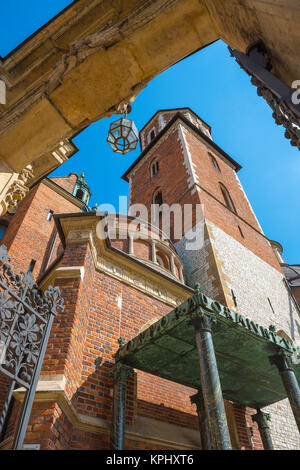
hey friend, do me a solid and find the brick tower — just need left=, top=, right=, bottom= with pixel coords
left=122, top=107, right=300, bottom=449
left=0, top=108, right=299, bottom=451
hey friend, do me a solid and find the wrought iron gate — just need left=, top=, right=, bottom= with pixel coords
left=0, top=245, right=64, bottom=450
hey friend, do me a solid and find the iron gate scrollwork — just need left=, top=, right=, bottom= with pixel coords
left=0, top=244, right=64, bottom=450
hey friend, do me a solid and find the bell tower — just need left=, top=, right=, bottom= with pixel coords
left=72, top=173, right=92, bottom=208
left=123, top=108, right=281, bottom=307
left=122, top=107, right=300, bottom=449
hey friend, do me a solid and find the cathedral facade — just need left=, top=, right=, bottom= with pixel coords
left=0, top=108, right=299, bottom=450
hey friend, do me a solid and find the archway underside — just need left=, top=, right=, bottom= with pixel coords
left=0, top=0, right=299, bottom=214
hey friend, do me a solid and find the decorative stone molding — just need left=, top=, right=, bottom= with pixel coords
left=29, top=138, right=78, bottom=187
left=39, top=266, right=85, bottom=290
left=229, top=43, right=300, bottom=150
left=96, top=252, right=186, bottom=307
left=0, top=164, right=33, bottom=216
left=42, top=215, right=192, bottom=307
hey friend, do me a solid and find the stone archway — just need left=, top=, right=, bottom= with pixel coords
left=0, top=0, right=299, bottom=214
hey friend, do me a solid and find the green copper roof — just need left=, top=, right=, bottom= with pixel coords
left=116, top=291, right=300, bottom=409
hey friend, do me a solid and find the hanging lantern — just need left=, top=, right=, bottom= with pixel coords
left=107, top=106, right=139, bottom=154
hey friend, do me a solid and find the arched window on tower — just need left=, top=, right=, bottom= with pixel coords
left=150, top=159, right=159, bottom=178
left=209, top=153, right=221, bottom=172
left=219, top=183, right=237, bottom=214
left=152, top=189, right=163, bottom=226
left=75, top=188, right=84, bottom=201
left=153, top=189, right=163, bottom=206
left=149, top=129, right=156, bottom=142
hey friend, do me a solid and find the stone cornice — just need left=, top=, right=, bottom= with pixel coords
left=39, top=266, right=85, bottom=290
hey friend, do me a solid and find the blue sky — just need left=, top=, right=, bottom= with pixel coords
left=0, top=1, right=299, bottom=264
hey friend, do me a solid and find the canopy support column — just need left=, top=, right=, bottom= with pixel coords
left=110, top=363, right=133, bottom=450
left=190, top=308, right=232, bottom=450
left=190, top=389, right=212, bottom=449
left=252, top=410, right=274, bottom=450
left=270, top=351, right=300, bottom=432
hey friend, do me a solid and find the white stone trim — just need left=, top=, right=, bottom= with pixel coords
left=158, top=113, right=166, bottom=131
left=55, top=265, right=85, bottom=281
left=128, top=176, right=132, bottom=206
left=41, top=221, right=191, bottom=307
left=233, top=171, right=264, bottom=233
left=177, top=123, right=199, bottom=188
left=147, top=126, right=156, bottom=144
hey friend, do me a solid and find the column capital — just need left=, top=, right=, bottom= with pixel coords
left=188, top=307, right=217, bottom=332
left=110, top=362, right=133, bottom=385
left=270, top=349, right=294, bottom=372
left=252, top=410, right=271, bottom=429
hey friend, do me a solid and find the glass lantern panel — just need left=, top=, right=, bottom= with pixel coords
left=110, top=119, right=122, bottom=129
left=129, top=142, right=137, bottom=149
left=127, top=130, right=137, bottom=143
left=116, top=138, right=126, bottom=150
left=108, top=142, right=117, bottom=151
left=121, top=125, right=131, bottom=138
left=112, top=128, right=121, bottom=138
left=131, top=122, right=138, bottom=136
left=122, top=118, right=132, bottom=127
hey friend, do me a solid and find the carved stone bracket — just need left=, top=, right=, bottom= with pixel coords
left=0, top=164, right=34, bottom=216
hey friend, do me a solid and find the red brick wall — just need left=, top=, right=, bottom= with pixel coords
left=129, top=124, right=281, bottom=271
left=233, top=403, right=263, bottom=450
left=0, top=165, right=266, bottom=450
left=133, top=240, right=151, bottom=260
left=0, top=372, right=11, bottom=430
left=110, top=238, right=129, bottom=253
left=1, top=181, right=80, bottom=279
left=140, top=110, right=209, bottom=151
left=49, top=173, right=78, bottom=194
left=2, top=239, right=197, bottom=449
left=1, top=235, right=263, bottom=450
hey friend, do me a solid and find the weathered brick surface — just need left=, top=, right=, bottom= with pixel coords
left=49, top=173, right=78, bottom=194
left=233, top=403, right=263, bottom=450
left=130, top=123, right=281, bottom=272
left=0, top=181, right=80, bottom=278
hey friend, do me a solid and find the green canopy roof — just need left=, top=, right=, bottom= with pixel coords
left=116, top=291, right=300, bottom=409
